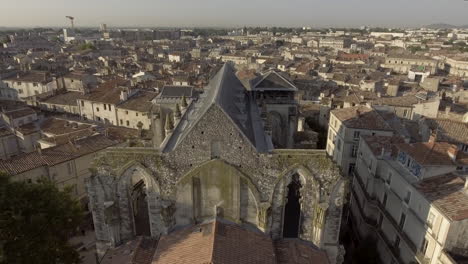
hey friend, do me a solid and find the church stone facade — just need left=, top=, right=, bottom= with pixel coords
left=87, top=64, right=347, bottom=263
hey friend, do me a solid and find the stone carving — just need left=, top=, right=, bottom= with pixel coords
left=258, top=202, right=271, bottom=229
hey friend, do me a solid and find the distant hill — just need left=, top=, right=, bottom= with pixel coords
left=425, top=23, right=457, bottom=29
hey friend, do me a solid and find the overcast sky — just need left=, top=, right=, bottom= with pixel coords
left=0, top=0, right=467, bottom=28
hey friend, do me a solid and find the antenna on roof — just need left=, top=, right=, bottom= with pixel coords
left=65, top=16, right=75, bottom=29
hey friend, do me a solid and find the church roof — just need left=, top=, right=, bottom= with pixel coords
left=248, top=71, right=298, bottom=91
left=161, top=63, right=269, bottom=152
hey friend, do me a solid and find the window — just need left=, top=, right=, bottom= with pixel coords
left=104, top=104, right=107, bottom=110
left=427, top=212, right=435, bottom=228
left=353, top=131, right=360, bottom=140
left=96, top=107, right=100, bottom=112
left=399, top=212, right=406, bottom=229
left=328, top=130, right=332, bottom=140
left=462, top=144, right=468, bottom=153
left=351, top=145, right=358, bottom=157
left=136, top=113, right=139, bottom=117
left=108, top=104, right=111, bottom=111
left=17, top=81, right=22, bottom=85
left=403, top=109, right=408, bottom=117
left=96, top=117, right=101, bottom=121
left=126, top=111, right=129, bottom=115
left=67, top=162, right=72, bottom=174
left=406, top=158, right=411, bottom=167
left=404, top=190, right=411, bottom=204
left=126, top=120, right=130, bottom=126
left=421, top=238, right=429, bottom=254
left=81, top=100, right=84, bottom=107
left=120, top=119, right=123, bottom=125
left=33, top=83, right=38, bottom=87
left=34, top=90, right=39, bottom=95
left=18, top=89, right=23, bottom=94
left=348, top=163, right=355, bottom=175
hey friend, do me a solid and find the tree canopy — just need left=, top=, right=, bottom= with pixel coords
left=0, top=173, right=84, bottom=264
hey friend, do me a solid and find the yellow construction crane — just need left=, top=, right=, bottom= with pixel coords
left=65, top=16, right=74, bottom=29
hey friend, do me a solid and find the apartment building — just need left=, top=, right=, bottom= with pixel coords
left=3, top=71, right=56, bottom=99
left=349, top=135, right=468, bottom=264
left=382, top=55, right=438, bottom=74
left=444, top=57, right=468, bottom=78
left=0, top=134, right=120, bottom=201
left=326, top=106, right=394, bottom=176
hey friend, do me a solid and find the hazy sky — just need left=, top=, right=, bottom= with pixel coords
left=0, top=0, right=467, bottom=28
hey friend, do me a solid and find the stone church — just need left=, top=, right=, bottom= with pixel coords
left=87, top=64, right=346, bottom=263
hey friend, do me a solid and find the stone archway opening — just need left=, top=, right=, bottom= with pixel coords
left=283, top=173, right=302, bottom=238
left=131, top=179, right=151, bottom=236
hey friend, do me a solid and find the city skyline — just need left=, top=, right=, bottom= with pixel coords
left=1, top=0, right=467, bottom=28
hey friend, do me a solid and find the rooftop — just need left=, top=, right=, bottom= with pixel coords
left=331, top=106, right=393, bottom=131
left=414, top=173, right=468, bottom=221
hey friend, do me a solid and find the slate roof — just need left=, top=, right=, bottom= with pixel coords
left=162, top=63, right=269, bottom=153
left=414, top=173, right=468, bottom=221
left=248, top=71, right=297, bottom=91
left=157, top=85, right=194, bottom=98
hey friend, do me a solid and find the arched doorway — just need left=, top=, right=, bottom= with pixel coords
left=282, top=174, right=302, bottom=238
left=131, top=179, right=151, bottom=236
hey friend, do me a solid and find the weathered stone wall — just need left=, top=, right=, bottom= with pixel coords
left=87, top=104, right=346, bottom=263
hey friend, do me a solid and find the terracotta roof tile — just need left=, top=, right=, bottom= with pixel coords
left=414, top=173, right=468, bottom=221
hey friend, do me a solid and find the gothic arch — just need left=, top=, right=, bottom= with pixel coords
left=174, top=159, right=262, bottom=228
left=116, top=161, right=163, bottom=240
left=269, top=164, right=322, bottom=240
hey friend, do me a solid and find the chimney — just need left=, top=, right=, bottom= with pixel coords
left=445, top=106, right=451, bottom=115
left=120, top=90, right=128, bottom=101
left=331, top=94, right=335, bottom=99
left=447, top=145, right=458, bottom=162
left=428, top=130, right=437, bottom=144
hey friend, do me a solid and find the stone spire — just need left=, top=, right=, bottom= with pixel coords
left=152, top=107, right=165, bottom=148
left=181, top=95, right=188, bottom=111
left=174, top=104, right=181, bottom=123
left=165, top=113, right=174, bottom=135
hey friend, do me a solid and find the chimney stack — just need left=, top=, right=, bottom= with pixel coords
left=447, top=144, right=458, bottom=162
left=429, top=130, right=437, bottom=144
left=445, top=106, right=451, bottom=115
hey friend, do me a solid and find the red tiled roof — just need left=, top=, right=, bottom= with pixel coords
left=152, top=219, right=329, bottom=264
left=414, top=173, right=468, bottom=221
left=0, top=134, right=119, bottom=175
left=331, top=106, right=393, bottom=131
left=396, top=142, right=460, bottom=166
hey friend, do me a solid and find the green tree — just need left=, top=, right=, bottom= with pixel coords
left=0, top=173, right=84, bottom=264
